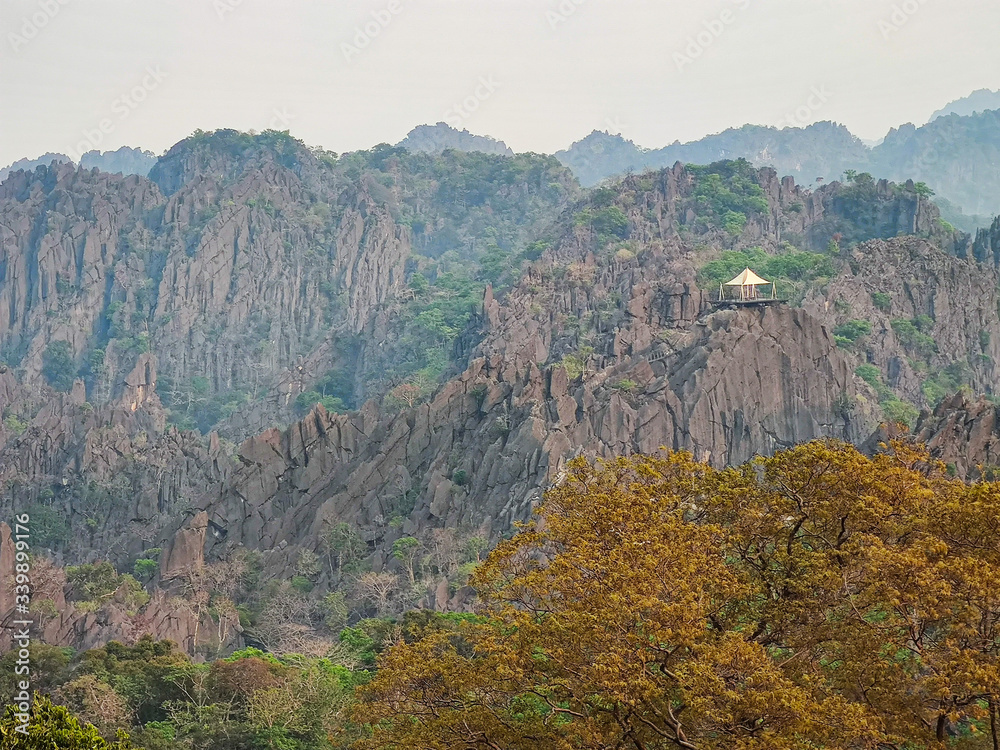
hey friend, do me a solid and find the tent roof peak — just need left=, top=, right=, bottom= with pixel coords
left=724, top=268, right=770, bottom=286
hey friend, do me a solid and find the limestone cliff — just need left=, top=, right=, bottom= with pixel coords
left=2, top=147, right=999, bottom=656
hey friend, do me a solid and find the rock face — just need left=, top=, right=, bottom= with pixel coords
left=160, top=511, right=209, bottom=581
left=0, top=131, right=578, bottom=442
left=972, top=216, right=1000, bottom=265
left=913, top=395, right=1000, bottom=479
left=0, top=354, right=230, bottom=567
left=804, top=236, right=1000, bottom=403
left=0, top=139, right=408, bottom=408
left=0, top=521, right=240, bottom=658
left=79, top=147, right=157, bottom=177
left=183, top=226, right=879, bottom=583
left=189, top=306, right=875, bottom=581
left=2, top=143, right=999, bottom=656
left=0, top=164, right=163, bottom=382
left=398, top=123, right=514, bottom=157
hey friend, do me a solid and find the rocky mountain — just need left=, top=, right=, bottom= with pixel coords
left=0, top=152, right=71, bottom=182
left=79, top=146, right=158, bottom=177
left=2, top=141, right=1000, bottom=657
left=929, top=88, right=1000, bottom=121
left=872, top=109, right=1000, bottom=216
left=0, top=131, right=577, bottom=439
left=0, top=146, right=157, bottom=183
left=556, top=113, right=1000, bottom=223
left=552, top=130, right=653, bottom=187
left=556, top=122, right=869, bottom=190
left=397, top=123, right=514, bottom=157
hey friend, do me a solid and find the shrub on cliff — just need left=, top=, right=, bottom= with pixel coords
left=41, top=341, right=77, bottom=392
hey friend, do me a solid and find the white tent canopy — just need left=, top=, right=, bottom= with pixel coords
left=718, top=267, right=776, bottom=302
left=725, top=268, right=770, bottom=287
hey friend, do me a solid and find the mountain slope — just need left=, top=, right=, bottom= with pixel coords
left=555, top=122, right=869, bottom=189
left=873, top=109, right=1000, bottom=216
left=0, top=152, right=71, bottom=181
left=3, top=152, right=1000, bottom=657
left=0, top=146, right=157, bottom=182
left=397, top=123, right=513, bottom=156
left=556, top=114, right=1000, bottom=220
left=0, top=131, right=578, bottom=440
left=929, top=88, right=1000, bottom=121
left=80, top=146, right=157, bottom=176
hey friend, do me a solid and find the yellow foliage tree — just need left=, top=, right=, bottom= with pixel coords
left=354, top=441, right=1000, bottom=749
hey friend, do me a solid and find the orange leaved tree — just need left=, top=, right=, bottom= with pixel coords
left=354, top=441, right=1000, bottom=750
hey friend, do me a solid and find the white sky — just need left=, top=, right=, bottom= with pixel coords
left=1, top=0, right=997, bottom=165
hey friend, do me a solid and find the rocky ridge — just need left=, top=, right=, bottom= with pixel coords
left=397, top=123, right=514, bottom=157
left=2, top=149, right=999, bottom=656
left=556, top=112, right=1000, bottom=221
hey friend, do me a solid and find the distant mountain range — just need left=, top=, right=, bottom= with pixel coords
left=549, top=110, right=1000, bottom=228
left=0, top=146, right=157, bottom=182
left=929, top=88, right=1000, bottom=121
left=553, top=122, right=868, bottom=190
left=388, top=101, right=1000, bottom=229
left=4, top=92, right=1000, bottom=230
left=397, top=123, right=513, bottom=157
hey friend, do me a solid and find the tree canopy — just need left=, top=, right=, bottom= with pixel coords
left=354, top=441, right=1000, bottom=749
left=0, top=694, right=138, bottom=750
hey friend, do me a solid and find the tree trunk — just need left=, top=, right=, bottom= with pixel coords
left=990, top=696, right=999, bottom=750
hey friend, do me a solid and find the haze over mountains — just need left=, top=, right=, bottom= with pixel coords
left=0, top=85, right=999, bottom=662
left=7, top=90, right=1000, bottom=232
left=3, top=70, right=1000, bottom=747
left=3, top=0, right=1000, bottom=739
left=929, top=88, right=1000, bottom=121
left=0, top=146, right=157, bottom=183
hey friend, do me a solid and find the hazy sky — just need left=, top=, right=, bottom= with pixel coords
left=1, top=0, right=997, bottom=166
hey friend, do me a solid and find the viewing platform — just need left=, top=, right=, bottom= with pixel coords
left=712, top=297, right=788, bottom=309
left=710, top=267, right=787, bottom=309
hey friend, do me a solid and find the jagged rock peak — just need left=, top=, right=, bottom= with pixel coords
left=397, top=123, right=514, bottom=157
left=150, top=129, right=321, bottom=195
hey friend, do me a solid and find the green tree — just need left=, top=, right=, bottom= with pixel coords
left=391, top=537, right=422, bottom=586
left=321, top=591, right=349, bottom=631
left=65, top=561, right=119, bottom=604
left=591, top=206, right=630, bottom=239
left=133, top=558, right=157, bottom=581
left=833, top=319, right=872, bottom=347
left=872, top=291, right=892, bottom=312
left=0, top=694, right=138, bottom=749
left=41, top=341, right=77, bottom=392
left=322, top=522, right=366, bottom=577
